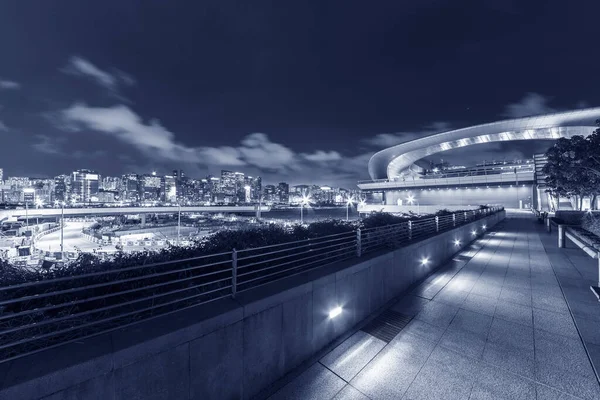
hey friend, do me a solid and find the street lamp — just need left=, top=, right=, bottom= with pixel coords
left=60, top=201, right=65, bottom=253
left=346, top=196, right=354, bottom=221
left=177, top=203, right=181, bottom=245
left=407, top=195, right=420, bottom=214
left=300, top=195, right=311, bottom=224
left=358, top=198, right=366, bottom=218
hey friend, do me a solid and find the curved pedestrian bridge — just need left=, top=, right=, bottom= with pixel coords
left=265, top=211, right=600, bottom=400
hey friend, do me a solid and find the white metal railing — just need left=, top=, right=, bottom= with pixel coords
left=358, top=171, right=534, bottom=189
left=0, top=207, right=503, bottom=362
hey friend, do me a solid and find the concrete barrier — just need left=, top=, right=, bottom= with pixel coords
left=0, top=211, right=504, bottom=400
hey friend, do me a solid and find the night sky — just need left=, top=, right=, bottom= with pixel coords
left=0, top=0, right=598, bottom=187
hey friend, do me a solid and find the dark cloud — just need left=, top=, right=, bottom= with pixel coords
left=0, top=0, right=598, bottom=185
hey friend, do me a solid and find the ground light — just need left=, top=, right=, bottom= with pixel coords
left=472, top=230, right=477, bottom=236
left=329, top=306, right=342, bottom=319
left=420, top=257, right=429, bottom=266
left=454, top=239, right=461, bottom=246
left=482, top=224, right=487, bottom=230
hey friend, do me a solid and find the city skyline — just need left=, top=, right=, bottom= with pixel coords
left=1, top=1, right=599, bottom=187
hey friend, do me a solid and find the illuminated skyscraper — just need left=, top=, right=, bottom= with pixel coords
left=71, top=169, right=99, bottom=203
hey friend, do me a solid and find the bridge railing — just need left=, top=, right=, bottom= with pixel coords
left=0, top=207, right=503, bottom=362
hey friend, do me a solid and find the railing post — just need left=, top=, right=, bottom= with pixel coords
left=232, top=249, right=238, bottom=298
left=356, top=228, right=362, bottom=257
left=558, top=225, right=565, bottom=248
left=464, top=211, right=467, bottom=222
left=452, top=213, right=456, bottom=227
left=546, top=216, right=551, bottom=233
left=435, top=216, right=439, bottom=232
left=408, top=220, right=412, bottom=240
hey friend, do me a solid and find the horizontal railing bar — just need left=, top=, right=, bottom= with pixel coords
left=236, top=230, right=357, bottom=253
left=0, top=292, right=230, bottom=365
left=237, top=243, right=356, bottom=279
left=0, top=277, right=234, bottom=342
left=0, top=268, right=233, bottom=322
left=0, top=259, right=232, bottom=307
left=0, top=284, right=233, bottom=352
left=236, top=233, right=355, bottom=261
left=238, top=247, right=356, bottom=286
left=0, top=251, right=233, bottom=292
left=237, top=239, right=355, bottom=270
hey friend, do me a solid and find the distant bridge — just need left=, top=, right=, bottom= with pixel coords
left=0, top=205, right=270, bottom=222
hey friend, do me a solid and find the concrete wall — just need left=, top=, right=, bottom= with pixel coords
left=383, top=185, right=533, bottom=208
left=0, top=211, right=505, bottom=400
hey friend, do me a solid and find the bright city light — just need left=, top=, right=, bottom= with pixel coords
left=301, top=195, right=311, bottom=206
left=420, top=257, right=429, bottom=265
left=407, top=196, right=415, bottom=204
left=329, top=306, right=342, bottom=319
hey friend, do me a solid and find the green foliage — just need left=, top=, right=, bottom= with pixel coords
left=582, top=212, right=600, bottom=237
left=359, top=212, right=411, bottom=229
left=543, top=121, right=600, bottom=209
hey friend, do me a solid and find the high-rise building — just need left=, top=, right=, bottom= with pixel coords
left=122, top=174, right=140, bottom=203
left=53, top=175, right=67, bottom=202
left=263, top=185, right=276, bottom=202
left=163, top=175, right=177, bottom=203
left=277, top=182, right=290, bottom=204
left=142, top=174, right=162, bottom=201
left=71, top=169, right=99, bottom=203
left=219, top=170, right=237, bottom=204
left=0, top=168, right=3, bottom=184
left=244, top=175, right=262, bottom=203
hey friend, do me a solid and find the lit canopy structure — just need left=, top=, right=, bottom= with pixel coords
left=368, top=108, right=600, bottom=181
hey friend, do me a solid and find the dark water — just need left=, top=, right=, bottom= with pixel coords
left=262, top=207, right=360, bottom=222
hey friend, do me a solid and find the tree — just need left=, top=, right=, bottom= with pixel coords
left=543, top=120, right=600, bottom=210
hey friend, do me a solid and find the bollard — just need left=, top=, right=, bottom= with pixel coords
left=408, top=221, right=412, bottom=240
left=356, top=228, right=362, bottom=257
left=435, top=216, right=439, bottom=232
left=558, top=225, right=565, bottom=248
left=452, top=213, right=456, bottom=227
left=546, top=216, right=551, bottom=233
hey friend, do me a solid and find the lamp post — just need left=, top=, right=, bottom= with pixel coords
left=346, top=196, right=354, bottom=221
left=358, top=199, right=366, bottom=218
left=177, top=203, right=181, bottom=245
left=300, top=195, right=310, bottom=224
left=60, top=201, right=64, bottom=253
left=407, top=195, right=420, bottom=214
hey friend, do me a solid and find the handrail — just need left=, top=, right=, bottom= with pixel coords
left=0, top=206, right=503, bottom=362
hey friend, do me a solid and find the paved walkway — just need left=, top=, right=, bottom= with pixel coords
left=266, top=212, right=600, bottom=400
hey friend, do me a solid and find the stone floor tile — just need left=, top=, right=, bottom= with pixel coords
left=331, top=384, right=371, bottom=400
left=320, top=331, right=386, bottom=382
left=269, top=363, right=346, bottom=400
left=535, top=362, right=600, bottom=400
left=401, top=319, right=446, bottom=343
left=391, top=295, right=430, bottom=317
left=470, top=363, right=536, bottom=400
left=533, top=308, right=579, bottom=339
left=462, top=293, right=498, bottom=316
left=448, top=308, right=493, bottom=338
left=494, top=301, right=533, bottom=326
left=414, top=301, right=459, bottom=328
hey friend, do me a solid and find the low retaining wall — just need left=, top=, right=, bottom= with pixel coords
left=0, top=211, right=505, bottom=400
